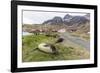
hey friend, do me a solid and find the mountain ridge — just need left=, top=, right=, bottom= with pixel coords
left=43, top=14, right=90, bottom=26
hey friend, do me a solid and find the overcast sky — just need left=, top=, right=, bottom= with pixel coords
left=23, top=11, right=87, bottom=24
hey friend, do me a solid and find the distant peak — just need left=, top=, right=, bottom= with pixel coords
left=63, top=14, right=72, bottom=19
left=53, top=16, right=62, bottom=20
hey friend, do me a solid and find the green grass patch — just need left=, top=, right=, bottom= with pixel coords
left=22, top=34, right=90, bottom=62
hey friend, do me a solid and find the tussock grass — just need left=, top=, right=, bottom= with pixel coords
left=22, top=34, right=90, bottom=62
